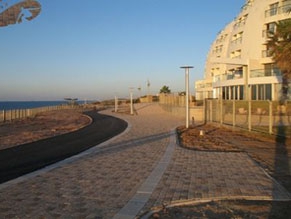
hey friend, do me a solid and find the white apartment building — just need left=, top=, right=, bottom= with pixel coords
left=195, top=0, right=291, bottom=101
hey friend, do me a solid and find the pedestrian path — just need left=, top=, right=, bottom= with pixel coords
left=0, top=103, right=290, bottom=219
left=113, top=129, right=177, bottom=219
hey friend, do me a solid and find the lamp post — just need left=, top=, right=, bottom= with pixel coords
left=129, top=87, right=134, bottom=115
left=114, top=95, right=118, bottom=113
left=180, top=66, right=193, bottom=128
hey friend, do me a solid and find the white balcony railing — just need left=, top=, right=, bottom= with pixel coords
left=265, top=4, right=291, bottom=17
left=250, top=69, right=281, bottom=78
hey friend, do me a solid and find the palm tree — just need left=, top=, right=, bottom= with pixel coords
left=267, top=18, right=291, bottom=102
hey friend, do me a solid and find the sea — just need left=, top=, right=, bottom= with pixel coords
left=0, top=101, right=88, bottom=111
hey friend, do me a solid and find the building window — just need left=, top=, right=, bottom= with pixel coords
left=234, top=14, right=248, bottom=29
left=262, top=44, right=273, bottom=58
left=231, top=32, right=243, bottom=44
left=250, top=84, right=272, bottom=100
left=264, top=64, right=281, bottom=76
left=265, top=84, right=272, bottom=100
left=282, top=0, right=291, bottom=13
left=251, top=85, right=257, bottom=100
left=265, top=2, right=279, bottom=17
left=266, top=22, right=276, bottom=35
left=239, top=85, right=244, bottom=100
left=270, top=2, right=279, bottom=16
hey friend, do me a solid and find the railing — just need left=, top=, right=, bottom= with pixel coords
left=219, top=73, right=243, bottom=81
left=213, top=47, right=223, bottom=54
left=215, top=68, right=281, bottom=81
left=262, top=49, right=273, bottom=58
left=265, top=4, right=291, bottom=17
left=196, top=83, right=212, bottom=89
left=230, top=54, right=242, bottom=59
left=205, top=100, right=291, bottom=137
left=241, top=0, right=253, bottom=12
left=250, top=69, right=281, bottom=78
left=231, top=37, right=243, bottom=45
left=0, top=104, right=84, bottom=123
left=262, top=29, right=275, bottom=39
left=234, top=19, right=246, bottom=29
left=159, top=97, right=291, bottom=137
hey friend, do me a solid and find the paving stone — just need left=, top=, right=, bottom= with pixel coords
left=0, top=103, right=290, bottom=219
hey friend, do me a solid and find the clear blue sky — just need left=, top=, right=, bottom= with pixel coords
left=0, top=0, right=245, bottom=101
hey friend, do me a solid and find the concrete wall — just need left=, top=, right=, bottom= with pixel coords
left=159, top=104, right=204, bottom=124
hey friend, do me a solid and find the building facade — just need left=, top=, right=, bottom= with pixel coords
left=195, top=0, right=291, bottom=101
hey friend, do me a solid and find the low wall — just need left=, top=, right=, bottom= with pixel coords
left=159, top=104, right=204, bottom=123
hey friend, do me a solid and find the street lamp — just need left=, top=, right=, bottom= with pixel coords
left=180, top=66, right=193, bottom=128
left=114, top=95, right=118, bottom=113
left=129, top=87, right=134, bottom=115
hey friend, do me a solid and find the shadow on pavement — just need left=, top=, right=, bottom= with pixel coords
left=270, top=114, right=291, bottom=218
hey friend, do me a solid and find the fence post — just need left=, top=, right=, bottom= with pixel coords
left=203, top=99, right=206, bottom=123
left=210, top=100, right=213, bottom=123
left=2, top=110, right=5, bottom=123
left=220, top=99, right=223, bottom=125
left=269, top=101, right=273, bottom=134
left=248, top=100, right=252, bottom=131
left=233, top=100, right=236, bottom=127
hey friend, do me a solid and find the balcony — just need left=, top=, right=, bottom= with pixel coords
left=231, top=37, right=243, bottom=45
left=218, top=71, right=243, bottom=81
left=196, top=83, right=212, bottom=89
left=262, top=50, right=272, bottom=58
left=265, top=4, right=291, bottom=17
left=241, top=0, right=253, bottom=12
left=233, top=19, right=246, bottom=29
left=250, top=69, right=281, bottom=78
left=262, top=29, right=275, bottom=39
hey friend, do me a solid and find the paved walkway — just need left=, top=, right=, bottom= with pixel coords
left=0, top=103, right=290, bottom=219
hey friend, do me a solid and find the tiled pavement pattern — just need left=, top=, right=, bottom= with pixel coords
left=0, top=103, right=290, bottom=219
left=143, top=151, right=290, bottom=212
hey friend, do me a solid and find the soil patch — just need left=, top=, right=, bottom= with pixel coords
left=149, top=200, right=291, bottom=219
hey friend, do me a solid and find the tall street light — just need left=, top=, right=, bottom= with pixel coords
left=180, top=66, right=193, bottom=128
left=129, top=87, right=134, bottom=115
left=114, top=95, right=118, bottom=113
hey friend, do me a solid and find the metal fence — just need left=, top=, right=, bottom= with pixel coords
left=0, top=104, right=82, bottom=123
left=205, top=99, right=291, bottom=137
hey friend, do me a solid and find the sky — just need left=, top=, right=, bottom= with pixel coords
left=0, top=0, right=245, bottom=101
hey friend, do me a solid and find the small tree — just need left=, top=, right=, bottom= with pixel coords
left=267, top=18, right=291, bottom=102
left=160, top=85, right=171, bottom=94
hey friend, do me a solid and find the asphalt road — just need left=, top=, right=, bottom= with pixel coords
left=0, top=110, right=128, bottom=184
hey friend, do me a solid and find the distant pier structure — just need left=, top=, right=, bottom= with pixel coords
left=0, top=0, right=41, bottom=27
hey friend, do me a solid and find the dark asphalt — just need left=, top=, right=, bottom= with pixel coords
left=0, top=110, right=128, bottom=184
